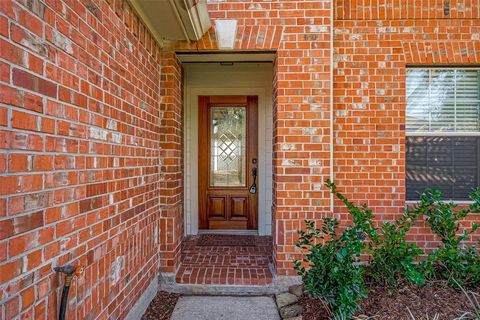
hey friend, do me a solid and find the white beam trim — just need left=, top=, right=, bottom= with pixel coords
left=177, top=53, right=276, bottom=63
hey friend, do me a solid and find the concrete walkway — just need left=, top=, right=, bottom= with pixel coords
left=170, top=296, right=280, bottom=320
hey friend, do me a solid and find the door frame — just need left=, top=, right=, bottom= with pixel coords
left=185, top=86, right=272, bottom=236
left=198, top=95, right=259, bottom=230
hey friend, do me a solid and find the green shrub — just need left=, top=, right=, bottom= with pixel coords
left=294, top=181, right=374, bottom=319
left=419, top=189, right=480, bottom=287
left=294, top=181, right=480, bottom=319
left=294, top=218, right=367, bottom=320
left=365, top=201, right=430, bottom=287
left=329, top=181, right=426, bottom=287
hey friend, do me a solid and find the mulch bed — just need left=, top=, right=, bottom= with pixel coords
left=300, top=282, right=480, bottom=319
left=141, top=291, right=180, bottom=320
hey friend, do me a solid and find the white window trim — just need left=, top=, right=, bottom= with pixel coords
left=406, top=132, right=480, bottom=136
left=406, top=200, right=475, bottom=205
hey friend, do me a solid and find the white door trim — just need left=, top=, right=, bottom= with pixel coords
left=183, top=63, right=273, bottom=236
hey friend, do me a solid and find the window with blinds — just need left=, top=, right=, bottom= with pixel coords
left=406, top=69, right=480, bottom=132
left=406, top=69, right=480, bottom=200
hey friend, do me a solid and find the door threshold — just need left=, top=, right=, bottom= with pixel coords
left=198, top=229, right=258, bottom=235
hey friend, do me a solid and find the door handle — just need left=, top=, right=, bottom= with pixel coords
left=249, top=168, right=257, bottom=194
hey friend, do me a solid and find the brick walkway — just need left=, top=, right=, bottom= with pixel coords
left=175, top=235, right=273, bottom=286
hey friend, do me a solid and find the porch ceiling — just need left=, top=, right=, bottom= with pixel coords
left=129, top=0, right=211, bottom=43
left=176, top=52, right=276, bottom=63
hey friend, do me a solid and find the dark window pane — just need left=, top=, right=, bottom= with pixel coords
left=406, top=136, right=479, bottom=201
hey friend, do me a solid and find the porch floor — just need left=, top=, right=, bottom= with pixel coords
left=175, top=235, right=273, bottom=286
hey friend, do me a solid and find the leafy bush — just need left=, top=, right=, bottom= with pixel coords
left=294, top=181, right=380, bottom=319
left=419, top=189, right=480, bottom=287
left=330, top=181, right=425, bottom=287
left=366, top=210, right=425, bottom=287
left=294, top=181, right=374, bottom=319
left=294, top=181, right=480, bottom=319
left=294, top=218, right=366, bottom=319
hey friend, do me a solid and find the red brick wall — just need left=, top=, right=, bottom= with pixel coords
left=159, top=52, right=183, bottom=273
left=0, top=0, right=167, bottom=318
left=335, top=0, right=480, bottom=19
left=172, top=0, right=480, bottom=276
left=333, top=2, right=480, bottom=246
left=173, top=0, right=335, bottom=276
left=1, top=0, right=480, bottom=318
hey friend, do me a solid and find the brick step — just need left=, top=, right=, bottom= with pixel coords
left=181, top=252, right=271, bottom=258
left=181, top=258, right=271, bottom=262
left=181, top=256, right=271, bottom=265
left=181, top=252, right=272, bottom=257
left=181, top=252, right=272, bottom=258
left=182, top=247, right=272, bottom=255
left=175, top=266, right=273, bottom=286
left=178, top=235, right=274, bottom=286
left=180, top=263, right=271, bottom=268
left=182, top=247, right=272, bottom=251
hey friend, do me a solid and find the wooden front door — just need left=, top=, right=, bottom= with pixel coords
left=198, top=96, right=258, bottom=230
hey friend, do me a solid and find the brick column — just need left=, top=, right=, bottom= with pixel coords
left=272, top=1, right=334, bottom=276
left=159, top=52, right=184, bottom=273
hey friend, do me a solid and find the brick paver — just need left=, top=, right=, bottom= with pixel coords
left=176, top=235, right=273, bottom=285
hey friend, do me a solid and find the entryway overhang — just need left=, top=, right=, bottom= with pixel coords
left=176, top=52, right=277, bottom=63
left=129, top=0, right=211, bottom=43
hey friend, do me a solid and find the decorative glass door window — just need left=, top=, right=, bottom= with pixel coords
left=210, top=107, right=247, bottom=187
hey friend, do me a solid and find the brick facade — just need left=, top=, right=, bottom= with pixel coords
left=1, top=0, right=166, bottom=318
left=158, top=52, right=183, bottom=273
left=333, top=6, right=480, bottom=251
left=173, top=0, right=336, bottom=277
left=172, top=0, right=480, bottom=276
left=1, top=0, right=480, bottom=318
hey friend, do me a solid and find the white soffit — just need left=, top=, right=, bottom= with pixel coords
left=129, top=0, right=211, bottom=43
left=176, top=52, right=276, bottom=63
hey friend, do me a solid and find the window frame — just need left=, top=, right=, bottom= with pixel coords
left=405, top=67, right=480, bottom=203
